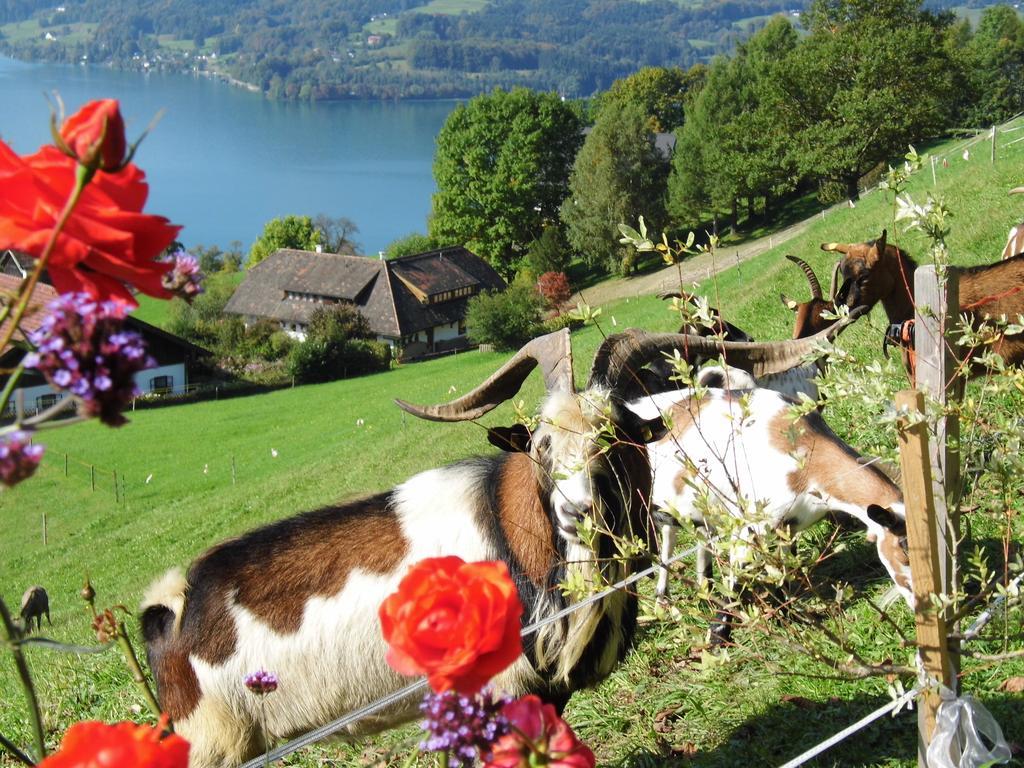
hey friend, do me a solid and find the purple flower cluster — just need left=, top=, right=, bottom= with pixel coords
left=244, top=669, right=279, bottom=695
left=420, top=689, right=511, bottom=767
left=0, top=431, right=45, bottom=487
left=24, top=293, right=155, bottom=427
left=160, top=251, right=205, bottom=302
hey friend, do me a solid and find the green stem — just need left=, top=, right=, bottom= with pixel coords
left=0, top=164, right=92, bottom=353
left=115, top=622, right=162, bottom=719
left=0, top=363, right=25, bottom=422
left=0, top=598, right=46, bottom=761
left=0, top=731, right=35, bottom=766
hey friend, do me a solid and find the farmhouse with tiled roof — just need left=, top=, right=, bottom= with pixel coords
left=224, top=247, right=506, bottom=358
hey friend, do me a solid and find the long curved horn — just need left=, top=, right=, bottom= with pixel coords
left=786, top=254, right=822, bottom=299
left=590, top=307, right=868, bottom=390
left=395, top=328, right=573, bottom=422
left=829, top=260, right=842, bottom=301
left=821, top=241, right=850, bottom=254
left=1009, top=187, right=1024, bottom=195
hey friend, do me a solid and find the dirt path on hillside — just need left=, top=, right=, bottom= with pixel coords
left=571, top=213, right=828, bottom=308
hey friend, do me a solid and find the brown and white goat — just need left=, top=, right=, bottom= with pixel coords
left=631, top=386, right=913, bottom=623
left=825, top=229, right=1024, bottom=378
left=780, top=255, right=843, bottom=339
left=144, top=329, right=766, bottom=768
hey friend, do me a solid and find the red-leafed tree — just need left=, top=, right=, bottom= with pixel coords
left=536, top=271, right=571, bottom=314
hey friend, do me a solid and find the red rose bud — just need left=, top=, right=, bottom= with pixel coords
left=59, top=99, right=127, bottom=172
left=379, top=557, right=523, bottom=694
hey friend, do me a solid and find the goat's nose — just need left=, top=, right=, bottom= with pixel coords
left=563, top=501, right=593, bottom=522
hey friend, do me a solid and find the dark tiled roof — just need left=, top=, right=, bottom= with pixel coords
left=225, top=246, right=506, bottom=339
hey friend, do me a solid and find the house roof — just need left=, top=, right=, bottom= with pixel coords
left=0, top=274, right=58, bottom=354
left=225, top=246, right=506, bottom=338
left=0, top=274, right=209, bottom=364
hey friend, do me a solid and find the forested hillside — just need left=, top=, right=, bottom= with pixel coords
left=0, top=0, right=802, bottom=99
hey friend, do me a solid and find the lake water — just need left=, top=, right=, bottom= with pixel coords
left=0, top=56, right=456, bottom=255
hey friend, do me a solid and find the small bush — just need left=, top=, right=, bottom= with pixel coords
left=287, top=338, right=391, bottom=383
left=465, top=283, right=545, bottom=351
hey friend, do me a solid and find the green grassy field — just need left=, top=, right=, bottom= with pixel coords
left=2, top=127, right=1023, bottom=766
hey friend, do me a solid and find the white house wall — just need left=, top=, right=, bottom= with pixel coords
left=434, top=322, right=461, bottom=343
left=3, top=363, right=188, bottom=416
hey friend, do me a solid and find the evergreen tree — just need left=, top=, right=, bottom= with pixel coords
left=561, top=102, right=670, bottom=274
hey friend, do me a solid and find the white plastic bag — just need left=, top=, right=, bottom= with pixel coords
left=926, top=691, right=1012, bottom=768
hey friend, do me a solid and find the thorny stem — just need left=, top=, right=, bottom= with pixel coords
left=0, top=731, right=35, bottom=766
left=0, top=598, right=46, bottom=761
left=115, top=621, right=162, bottom=719
left=0, top=163, right=91, bottom=355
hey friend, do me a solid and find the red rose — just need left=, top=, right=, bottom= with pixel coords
left=59, top=99, right=127, bottom=172
left=37, top=719, right=189, bottom=768
left=0, top=140, right=180, bottom=306
left=484, top=695, right=595, bottom=768
left=379, top=556, right=523, bottom=694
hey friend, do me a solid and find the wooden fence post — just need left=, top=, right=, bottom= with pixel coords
left=991, top=124, right=997, bottom=164
left=897, top=390, right=956, bottom=767
left=90, top=465, right=95, bottom=492
left=914, top=265, right=961, bottom=633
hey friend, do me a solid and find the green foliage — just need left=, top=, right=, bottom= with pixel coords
left=766, top=1, right=955, bottom=200
left=287, top=303, right=383, bottom=383
left=306, top=303, right=372, bottom=344
left=286, top=337, right=391, bottom=383
left=525, top=225, right=571, bottom=277
left=961, top=5, right=1024, bottom=126
left=248, top=215, right=320, bottom=268
left=465, top=282, right=544, bottom=350
left=430, top=87, right=583, bottom=278
left=385, top=232, right=440, bottom=260
left=561, top=101, right=670, bottom=274
left=595, top=64, right=705, bottom=132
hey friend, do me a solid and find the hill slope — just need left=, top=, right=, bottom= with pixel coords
left=1, top=125, right=1022, bottom=765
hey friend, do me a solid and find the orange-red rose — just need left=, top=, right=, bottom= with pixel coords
left=59, top=99, right=127, bottom=172
left=37, top=719, right=189, bottom=768
left=484, top=695, right=595, bottom=768
left=379, top=556, right=523, bottom=694
left=0, top=139, right=179, bottom=306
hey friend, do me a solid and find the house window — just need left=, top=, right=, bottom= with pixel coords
left=150, top=375, right=173, bottom=394
left=36, top=393, right=61, bottom=410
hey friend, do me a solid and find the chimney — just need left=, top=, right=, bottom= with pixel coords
left=315, top=244, right=323, bottom=254
left=378, top=251, right=385, bottom=260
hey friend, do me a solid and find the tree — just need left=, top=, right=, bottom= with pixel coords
left=962, top=6, right=1024, bottom=126
left=306, top=303, right=371, bottom=345
left=536, top=271, right=571, bottom=314
left=313, top=214, right=361, bottom=254
left=561, top=102, right=670, bottom=274
left=595, top=65, right=705, bottom=132
left=465, top=283, right=545, bottom=351
left=385, top=232, right=440, bottom=260
left=668, top=17, right=798, bottom=233
left=430, top=88, right=584, bottom=278
left=767, top=0, right=955, bottom=200
left=248, top=215, right=320, bottom=268
left=525, top=225, right=571, bottom=276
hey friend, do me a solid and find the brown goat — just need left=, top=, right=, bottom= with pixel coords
left=824, top=229, right=1024, bottom=377
left=780, top=255, right=843, bottom=339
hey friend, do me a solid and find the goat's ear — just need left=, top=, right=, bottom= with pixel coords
left=487, top=424, right=532, bottom=453
left=869, top=229, right=888, bottom=265
left=780, top=293, right=798, bottom=311
left=620, top=409, right=670, bottom=445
